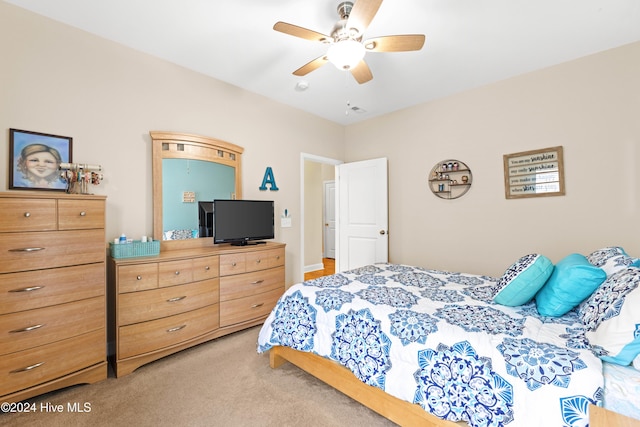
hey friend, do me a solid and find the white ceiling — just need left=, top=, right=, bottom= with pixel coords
left=5, top=0, right=640, bottom=125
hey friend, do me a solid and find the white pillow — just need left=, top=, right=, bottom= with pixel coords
left=579, top=267, right=640, bottom=365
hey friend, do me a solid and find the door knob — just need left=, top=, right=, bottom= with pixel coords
left=379, top=230, right=386, bottom=235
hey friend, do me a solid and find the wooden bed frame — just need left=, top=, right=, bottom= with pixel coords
left=269, top=345, right=459, bottom=426
left=269, top=347, right=640, bottom=427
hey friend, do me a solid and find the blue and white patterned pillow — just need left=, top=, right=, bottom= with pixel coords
left=163, top=229, right=198, bottom=240
left=579, top=267, right=640, bottom=365
left=586, top=246, right=640, bottom=276
left=493, top=254, right=554, bottom=307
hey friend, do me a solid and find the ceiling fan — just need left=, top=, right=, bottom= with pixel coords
left=273, top=0, right=425, bottom=84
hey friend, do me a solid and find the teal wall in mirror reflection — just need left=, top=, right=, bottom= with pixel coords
left=162, top=158, right=235, bottom=233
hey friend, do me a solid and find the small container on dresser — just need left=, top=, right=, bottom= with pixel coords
left=0, top=191, right=107, bottom=403
left=108, top=242, right=285, bottom=377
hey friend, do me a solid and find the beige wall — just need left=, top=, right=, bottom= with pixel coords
left=0, top=2, right=345, bottom=286
left=3, top=2, right=639, bottom=281
left=345, top=41, right=640, bottom=276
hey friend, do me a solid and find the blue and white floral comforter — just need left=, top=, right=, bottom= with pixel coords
left=257, top=264, right=605, bottom=427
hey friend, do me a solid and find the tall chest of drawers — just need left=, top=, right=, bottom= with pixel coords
left=0, top=191, right=107, bottom=402
left=108, top=242, right=285, bottom=377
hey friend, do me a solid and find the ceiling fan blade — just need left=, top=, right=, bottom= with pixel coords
left=363, top=35, right=425, bottom=52
left=350, top=60, right=373, bottom=84
left=347, top=0, right=383, bottom=34
left=273, top=21, right=332, bottom=42
left=293, top=55, right=329, bottom=76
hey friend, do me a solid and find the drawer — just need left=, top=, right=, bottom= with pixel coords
left=0, top=297, right=104, bottom=356
left=192, top=255, right=219, bottom=282
left=0, top=264, right=104, bottom=315
left=220, top=266, right=284, bottom=302
left=158, top=259, right=193, bottom=288
left=0, top=198, right=56, bottom=232
left=0, top=230, right=105, bottom=274
left=118, top=263, right=158, bottom=293
left=245, top=251, right=270, bottom=272
left=0, top=329, right=104, bottom=397
left=58, top=199, right=105, bottom=230
left=118, top=305, right=219, bottom=359
left=220, top=287, right=283, bottom=327
left=118, top=279, right=219, bottom=326
left=268, top=248, right=285, bottom=268
left=219, top=253, right=246, bottom=276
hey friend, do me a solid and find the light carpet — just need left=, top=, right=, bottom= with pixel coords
left=1, top=326, right=396, bottom=427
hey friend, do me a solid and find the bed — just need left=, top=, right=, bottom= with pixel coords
left=257, top=249, right=640, bottom=427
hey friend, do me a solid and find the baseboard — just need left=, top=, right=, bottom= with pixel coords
left=304, top=262, right=324, bottom=273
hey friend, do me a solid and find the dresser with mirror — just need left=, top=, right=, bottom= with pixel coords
left=107, top=132, right=285, bottom=377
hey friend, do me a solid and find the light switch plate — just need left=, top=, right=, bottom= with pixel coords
left=281, top=218, right=292, bottom=228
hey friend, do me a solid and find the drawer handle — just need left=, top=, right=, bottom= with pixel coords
left=167, top=325, right=187, bottom=333
left=256, top=259, right=261, bottom=264
left=231, top=262, right=237, bottom=267
left=251, top=280, right=264, bottom=285
left=137, top=275, right=142, bottom=280
left=80, top=211, right=87, bottom=216
left=24, top=212, right=31, bottom=218
left=251, top=303, right=265, bottom=309
left=10, top=324, right=44, bottom=333
left=11, top=361, right=45, bottom=373
left=276, top=255, right=280, bottom=260
left=9, top=286, right=44, bottom=293
left=175, top=271, right=180, bottom=275
left=8, top=247, right=45, bottom=252
left=204, top=266, right=210, bottom=271
left=167, top=296, right=186, bottom=303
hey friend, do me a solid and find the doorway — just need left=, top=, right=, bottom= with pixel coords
left=300, top=154, right=389, bottom=282
left=301, top=153, right=341, bottom=282
left=323, top=180, right=336, bottom=259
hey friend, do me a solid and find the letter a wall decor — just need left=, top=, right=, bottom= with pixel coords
left=259, top=166, right=279, bottom=191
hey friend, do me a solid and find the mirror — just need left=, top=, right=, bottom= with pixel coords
left=151, top=131, right=243, bottom=248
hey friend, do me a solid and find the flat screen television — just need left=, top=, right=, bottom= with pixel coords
left=213, top=199, right=274, bottom=245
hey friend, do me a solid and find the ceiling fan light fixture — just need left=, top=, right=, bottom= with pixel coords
left=327, top=39, right=365, bottom=70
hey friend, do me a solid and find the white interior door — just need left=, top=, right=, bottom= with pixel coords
left=336, top=158, right=388, bottom=272
left=323, top=180, right=336, bottom=259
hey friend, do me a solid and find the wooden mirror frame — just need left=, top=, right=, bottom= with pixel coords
left=150, top=131, right=244, bottom=250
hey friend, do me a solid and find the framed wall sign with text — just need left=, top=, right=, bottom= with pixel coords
left=503, top=146, right=565, bottom=199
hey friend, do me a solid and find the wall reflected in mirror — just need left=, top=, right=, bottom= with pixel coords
left=162, top=158, right=235, bottom=240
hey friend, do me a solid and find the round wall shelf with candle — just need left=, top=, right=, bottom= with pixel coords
left=428, top=159, right=473, bottom=199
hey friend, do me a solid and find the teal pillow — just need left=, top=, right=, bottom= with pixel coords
left=535, top=253, right=606, bottom=317
left=494, top=254, right=554, bottom=306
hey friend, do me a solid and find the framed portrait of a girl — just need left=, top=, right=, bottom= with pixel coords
left=9, top=128, right=72, bottom=191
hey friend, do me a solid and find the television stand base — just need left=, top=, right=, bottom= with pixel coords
left=230, top=241, right=267, bottom=246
